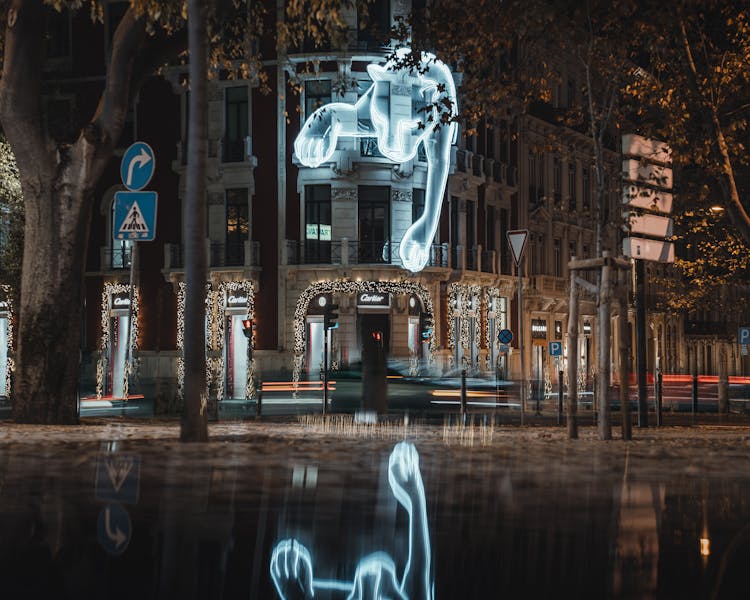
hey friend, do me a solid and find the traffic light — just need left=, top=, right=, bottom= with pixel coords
left=324, top=304, right=339, bottom=330
left=241, top=318, right=255, bottom=339
left=420, top=312, right=434, bottom=341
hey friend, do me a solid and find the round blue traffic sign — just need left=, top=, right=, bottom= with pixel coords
left=498, top=328, right=513, bottom=344
left=120, top=142, right=155, bottom=191
left=97, top=502, right=132, bottom=556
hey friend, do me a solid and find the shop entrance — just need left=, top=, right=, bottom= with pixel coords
left=0, top=310, right=9, bottom=397
left=225, top=311, right=250, bottom=399
left=358, top=313, right=389, bottom=413
left=107, top=299, right=131, bottom=398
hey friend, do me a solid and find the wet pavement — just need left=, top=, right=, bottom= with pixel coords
left=1, top=417, right=750, bottom=598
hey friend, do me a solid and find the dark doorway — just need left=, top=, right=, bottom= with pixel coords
left=358, top=313, right=390, bottom=413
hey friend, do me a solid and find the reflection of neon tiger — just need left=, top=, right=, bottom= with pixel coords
left=270, top=441, right=433, bottom=600
left=294, top=48, right=457, bottom=273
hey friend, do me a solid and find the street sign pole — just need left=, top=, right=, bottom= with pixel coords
left=507, top=230, right=528, bottom=425
left=518, top=259, right=525, bottom=424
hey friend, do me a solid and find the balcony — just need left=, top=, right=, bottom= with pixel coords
left=360, top=137, right=384, bottom=158
left=176, top=136, right=256, bottom=166
left=100, top=246, right=132, bottom=270
left=449, top=246, right=498, bottom=273
left=284, top=240, right=452, bottom=269
left=164, top=240, right=260, bottom=270
left=530, top=275, right=567, bottom=295
left=684, top=319, right=734, bottom=337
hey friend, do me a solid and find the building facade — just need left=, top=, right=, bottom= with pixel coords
left=2, top=0, right=747, bottom=412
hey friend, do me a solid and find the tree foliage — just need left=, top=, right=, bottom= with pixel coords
left=0, top=0, right=359, bottom=424
left=0, top=136, right=22, bottom=297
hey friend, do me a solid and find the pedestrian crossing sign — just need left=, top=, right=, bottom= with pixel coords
left=114, top=191, right=158, bottom=241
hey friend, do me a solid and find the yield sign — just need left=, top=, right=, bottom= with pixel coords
left=506, top=229, right=529, bottom=266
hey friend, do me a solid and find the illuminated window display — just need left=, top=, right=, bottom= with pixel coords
left=96, top=282, right=139, bottom=400
left=0, top=285, right=13, bottom=398
left=271, top=441, right=433, bottom=600
left=295, top=48, right=457, bottom=272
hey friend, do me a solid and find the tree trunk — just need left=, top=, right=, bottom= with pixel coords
left=617, top=280, right=631, bottom=441
left=597, top=252, right=612, bottom=440
left=181, top=0, right=209, bottom=441
left=566, top=264, right=578, bottom=439
left=0, top=2, right=152, bottom=423
left=14, top=180, right=91, bottom=423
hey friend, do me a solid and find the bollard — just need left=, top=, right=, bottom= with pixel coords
left=655, top=370, right=662, bottom=426
left=460, top=369, right=467, bottom=423
left=256, top=381, right=263, bottom=418
left=692, top=372, right=698, bottom=417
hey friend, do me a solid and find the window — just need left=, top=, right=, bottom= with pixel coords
left=499, top=208, right=509, bottom=274
left=553, top=158, right=562, bottom=205
left=486, top=205, right=495, bottom=251
left=568, top=162, right=577, bottom=211
left=305, top=185, right=331, bottom=263
left=304, top=80, right=331, bottom=120
left=225, top=189, right=249, bottom=266
left=45, top=7, right=71, bottom=61
left=358, top=186, right=390, bottom=263
left=569, top=239, right=577, bottom=263
left=553, top=238, right=562, bottom=277
left=530, top=233, right=545, bottom=275
left=466, top=200, right=476, bottom=269
left=528, top=152, right=545, bottom=204
left=357, top=0, right=390, bottom=50
left=567, top=77, right=576, bottom=108
left=466, top=200, right=476, bottom=249
left=582, top=167, right=590, bottom=210
left=412, top=189, right=425, bottom=224
left=224, top=86, right=248, bottom=163
left=111, top=200, right=132, bottom=269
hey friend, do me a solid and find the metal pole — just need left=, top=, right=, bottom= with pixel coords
left=635, top=259, right=649, bottom=427
left=122, top=242, right=139, bottom=400
left=518, top=261, right=525, bottom=425
left=557, top=367, right=563, bottom=426
left=692, top=369, right=698, bottom=418
left=460, top=368, right=467, bottom=422
left=323, top=329, right=328, bottom=415
left=655, top=368, right=662, bottom=426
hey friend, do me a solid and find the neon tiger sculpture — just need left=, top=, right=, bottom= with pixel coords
left=295, top=48, right=457, bottom=273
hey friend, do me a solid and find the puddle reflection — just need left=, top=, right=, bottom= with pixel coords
left=0, top=436, right=749, bottom=598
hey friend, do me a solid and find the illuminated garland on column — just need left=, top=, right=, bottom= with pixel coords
left=176, top=282, right=215, bottom=401
left=0, top=285, right=13, bottom=397
left=216, top=281, right=256, bottom=401
left=447, top=283, right=481, bottom=371
left=95, top=282, right=139, bottom=400
left=483, top=287, right=502, bottom=372
left=292, top=279, right=435, bottom=385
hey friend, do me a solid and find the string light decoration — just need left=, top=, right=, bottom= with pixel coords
left=447, top=283, right=481, bottom=371
left=483, top=287, right=503, bottom=371
left=176, top=282, right=214, bottom=401
left=0, top=285, right=13, bottom=397
left=95, top=282, right=139, bottom=400
left=292, top=279, right=435, bottom=385
left=215, top=281, right=256, bottom=401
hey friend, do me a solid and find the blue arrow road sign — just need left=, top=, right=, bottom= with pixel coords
left=98, top=503, right=132, bottom=556
left=549, top=341, right=563, bottom=356
left=95, top=453, right=141, bottom=504
left=114, top=191, right=157, bottom=241
left=498, top=329, right=513, bottom=344
left=120, top=141, right=155, bottom=191
left=740, top=327, right=750, bottom=345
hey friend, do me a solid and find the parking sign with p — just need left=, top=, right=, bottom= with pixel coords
left=740, top=327, right=750, bottom=346
left=548, top=341, right=563, bottom=356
